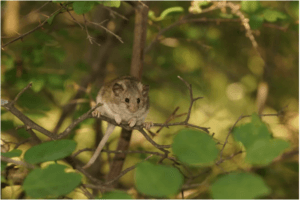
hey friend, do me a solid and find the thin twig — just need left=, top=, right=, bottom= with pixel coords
left=105, top=155, right=152, bottom=185
left=21, top=1, right=51, bottom=20
left=102, top=6, right=128, bottom=20
left=87, top=20, right=124, bottom=43
left=75, top=165, right=103, bottom=184
left=82, top=14, right=101, bottom=46
left=73, top=147, right=178, bottom=164
left=12, top=82, right=32, bottom=105
left=14, top=139, right=30, bottom=149
left=57, top=103, right=102, bottom=139
left=138, top=128, right=171, bottom=149
left=2, top=7, right=64, bottom=48
left=217, top=109, right=284, bottom=163
left=152, top=76, right=209, bottom=133
left=80, top=185, right=93, bottom=199
left=156, top=106, right=180, bottom=134
left=60, top=3, right=83, bottom=29
left=2, top=102, right=58, bottom=140
left=218, top=115, right=243, bottom=161
left=1, top=156, right=36, bottom=169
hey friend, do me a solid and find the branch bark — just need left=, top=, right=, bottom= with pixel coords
left=106, top=2, right=149, bottom=186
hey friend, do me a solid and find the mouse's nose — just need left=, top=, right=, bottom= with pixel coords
left=128, top=104, right=138, bottom=113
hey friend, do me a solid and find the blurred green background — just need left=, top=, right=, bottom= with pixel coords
left=1, top=1, right=298, bottom=199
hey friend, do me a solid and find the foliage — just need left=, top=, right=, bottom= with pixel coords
left=24, top=140, right=77, bottom=164
left=134, top=161, right=184, bottom=198
left=23, top=164, right=82, bottom=198
left=1, top=1, right=298, bottom=199
left=211, top=172, right=271, bottom=199
left=172, top=129, right=219, bottom=165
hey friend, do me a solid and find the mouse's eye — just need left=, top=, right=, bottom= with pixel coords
left=125, top=98, right=130, bottom=103
left=137, top=98, right=140, bottom=104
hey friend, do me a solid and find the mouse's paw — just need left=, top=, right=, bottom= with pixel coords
left=128, top=118, right=137, bottom=127
left=143, top=121, right=154, bottom=130
left=114, top=114, right=122, bottom=124
left=92, top=110, right=101, bottom=118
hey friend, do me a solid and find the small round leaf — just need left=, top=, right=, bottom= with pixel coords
left=24, top=139, right=77, bottom=164
left=172, top=129, right=219, bottom=165
left=23, top=164, right=82, bottom=198
left=134, top=162, right=183, bottom=197
left=73, top=1, right=95, bottom=15
left=246, top=138, right=290, bottom=165
left=1, top=149, right=22, bottom=158
left=211, top=172, right=271, bottom=199
left=233, top=113, right=271, bottom=149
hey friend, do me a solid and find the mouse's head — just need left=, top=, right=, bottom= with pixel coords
left=112, top=77, right=149, bottom=114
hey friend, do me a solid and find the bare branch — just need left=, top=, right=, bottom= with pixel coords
left=152, top=76, right=209, bottom=134
left=2, top=7, right=64, bottom=48
left=60, top=3, right=83, bottom=29
left=80, top=185, right=93, bottom=199
left=87, top=20, right=124, bottom=43
left=72, top=148, right=178, bottom=164
left=218, top=115, right=244, bottom=161
left=105, top=155, right=152, bottom=185
left=102, top=6, right=128, bottom=21
left=217, top=109, right=285, bottom=163
left=22, top=1, right=51, bottom=19
left=13, top=139, right=30, bottom=149
left=83, top=14, right=101, bottom=46
left=138, top=128, right=171, bottom=150
left=75, top=165, right=103, bottom=184
left=1, top=156, right=36, bottom=169
left=12, top=82, right=32, bottom=105
left=2, top=101, right=58, bottom=140
left=57, top=103, right=102, bottom=139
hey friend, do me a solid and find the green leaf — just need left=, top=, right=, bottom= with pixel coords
left=47, top=12, right=59, bottom=25
left=246, top=139, right=290, bottom=165
left=233, top=113, right=271, bottom=149
left=2, top=53, right=15, bottom=70
left=73, top=1, right=96, bottom=15
left=263, top=9, right=287, bottom=22
left=1, top=162, right=7, bottom=171
left=135, top=162, right=183, bottom=197
left=24, top=140, right=77, bottom=164
left=1, top=149, right=22, bottom=172
left=198, top=1, right=209, bottom=6
left=241, top=1, right=261, bottom=13
left=98, top=1, right=121, bottom=8
left=211, top=172, right=271, bottom=199
left=17, top=128, right=31, bottom=139
left=160, top=7, right=184, bottom=20
left=30, top=77, right=45, bottom=92
left=101, top=191, right=132, bottom=199
left=149, top=7, right=184, bottom=21
left=172, top=129, right=219, bottom=165
left=17, top=90, right=51, bottom=111
left=1, top=149, right=22, bottom=158
left=1, top=120, right=15, bottom=132
left=46, top=74, right=65, bottom=90
left=1, top=175, right=6, bottom=182
left=47, top=47, right=66, bottom=63
left=249, top=15, right=264, bottom=30
left=23, top=164, right=82, bottom=198
left=33, top=31, right=54, bottom=42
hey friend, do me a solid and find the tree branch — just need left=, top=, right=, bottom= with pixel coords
left=152, top=76, right=210, bottom=133
left=1, top=156, right=36, bottom=169
left=2, top=6, right=64, bottom=48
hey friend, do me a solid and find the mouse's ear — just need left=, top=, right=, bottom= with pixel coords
left=142, top=84, right=149, bottom=97
left=112, top=83, right=124, bottom=96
